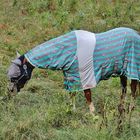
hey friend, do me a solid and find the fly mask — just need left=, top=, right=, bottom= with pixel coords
left=7, top=55, right=34, bottom=94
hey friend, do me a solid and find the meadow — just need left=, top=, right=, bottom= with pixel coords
left=0, top=0, right=140, bottom=139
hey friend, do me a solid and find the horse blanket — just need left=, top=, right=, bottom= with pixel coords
left=25, top=27, right=140, bottom=92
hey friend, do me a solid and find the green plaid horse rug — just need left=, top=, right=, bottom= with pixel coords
left=25, top=27, right=140, bottom=92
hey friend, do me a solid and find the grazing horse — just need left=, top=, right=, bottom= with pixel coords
left=7, top=27, right=140, bottom=114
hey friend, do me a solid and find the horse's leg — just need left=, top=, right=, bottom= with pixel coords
left=69, top=92, right=76, bottom=111
left=126, top=79, right=138, bottom=127
left=118, top=75, right=127, bottom=114
left=129, top=80, right=137, bottom=112
left=131, top=80, right=137, bottom=99
left=84, top=89, right=95, bottom=114
left=138, top=82, right=140, bottom=96
left=118, top=75, right=127, bottom=130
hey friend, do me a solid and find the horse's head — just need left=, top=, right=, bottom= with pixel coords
left=7, top=54, right=34, bottom=95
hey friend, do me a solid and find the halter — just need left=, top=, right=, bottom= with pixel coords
left=11, top=63, right=29, bottom=84
left=7, top=55, right=34, bottom=94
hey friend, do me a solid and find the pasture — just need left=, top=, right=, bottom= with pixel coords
left=0, top=0, right=140, bottom=139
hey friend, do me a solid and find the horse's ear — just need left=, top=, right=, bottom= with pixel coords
left=16, top=51, right=21, bottom=58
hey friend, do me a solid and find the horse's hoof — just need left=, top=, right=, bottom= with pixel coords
left=118, top=104, right=125, bottom=114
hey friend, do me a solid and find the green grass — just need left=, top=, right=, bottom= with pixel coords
left=1, top=0, right=140, bottom=139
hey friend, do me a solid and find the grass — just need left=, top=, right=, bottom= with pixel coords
left=1, top=0, right=140, bottom=139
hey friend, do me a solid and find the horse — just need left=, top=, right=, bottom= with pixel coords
left=7, top=27, right=140, bottom=115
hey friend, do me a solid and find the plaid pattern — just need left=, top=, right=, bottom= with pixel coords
left=94, top=27, right=140, bottom=84
left=25, top=31, right=82, bottom=91
left=25, top=27, right=140, bottom=92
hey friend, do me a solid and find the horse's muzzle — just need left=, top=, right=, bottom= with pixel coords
left=7, top=82, right=19, bottom=96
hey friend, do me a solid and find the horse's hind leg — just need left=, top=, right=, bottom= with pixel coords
left=118, top=75, right=127, bottom=115
left=130, top=80, right=137, bottom=99
left=129, top=80, right=137, bottom=112
left=135, top=81, right=140, bottom=96
left=138, top=82, right=140, bottom=96
left=118, top=75, right=127, bottom=130
left=126, top=79, right=138, bottom=127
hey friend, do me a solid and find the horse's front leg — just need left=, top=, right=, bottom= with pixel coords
left=84, top=89, right=95, bottom=114
left=69, top=92, right=76, bottom=111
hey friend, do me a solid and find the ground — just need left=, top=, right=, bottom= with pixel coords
left=0, top=0, right=140, bottom=139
